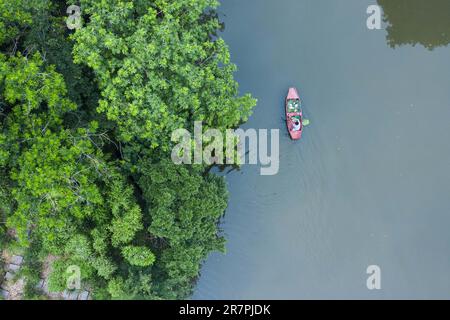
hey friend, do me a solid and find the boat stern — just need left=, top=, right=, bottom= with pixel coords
left=289, top=130, right=302, bottom=140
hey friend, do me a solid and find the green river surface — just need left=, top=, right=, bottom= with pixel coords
left=194, top=0, right=450, bottom=299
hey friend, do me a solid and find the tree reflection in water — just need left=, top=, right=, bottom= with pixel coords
left=378, top=0, right=450, bottom=50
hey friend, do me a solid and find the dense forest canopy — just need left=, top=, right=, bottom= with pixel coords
left=0, top=0, right=256, bottom=299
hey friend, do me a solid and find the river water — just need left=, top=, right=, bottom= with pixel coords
left=194, top=0, right=450, bottom=299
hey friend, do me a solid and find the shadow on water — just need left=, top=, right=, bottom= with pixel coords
left=378, top=0, right=450, bottom=50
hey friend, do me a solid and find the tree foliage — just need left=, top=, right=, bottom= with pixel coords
left=72, top=0, right=256, bottom=149
left=0, top=0, right=256, bottom=299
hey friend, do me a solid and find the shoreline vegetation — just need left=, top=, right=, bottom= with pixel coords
left=0, top=0, right=256, bottom=299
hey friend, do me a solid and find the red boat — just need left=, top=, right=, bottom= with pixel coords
left=285, top=87, right=303, bottom=140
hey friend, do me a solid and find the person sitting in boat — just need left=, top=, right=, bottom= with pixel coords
left=292, top=118, right=301, bottom=131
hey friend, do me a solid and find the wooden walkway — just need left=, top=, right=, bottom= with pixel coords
left=1, top=250, right=90, bottom=300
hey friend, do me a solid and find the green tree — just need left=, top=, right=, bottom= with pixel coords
left=72, top=0, right=256, bottom=149
left=138, top=159, right=228, bottom=298
left=0, top=0, right=256, bottom=300
left=122, top=246, right=156, bottom=267
left=0, top=39, right=150, bottom=300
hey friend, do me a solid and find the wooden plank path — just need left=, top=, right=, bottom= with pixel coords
left=1, top=250, right=90, bottom=300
